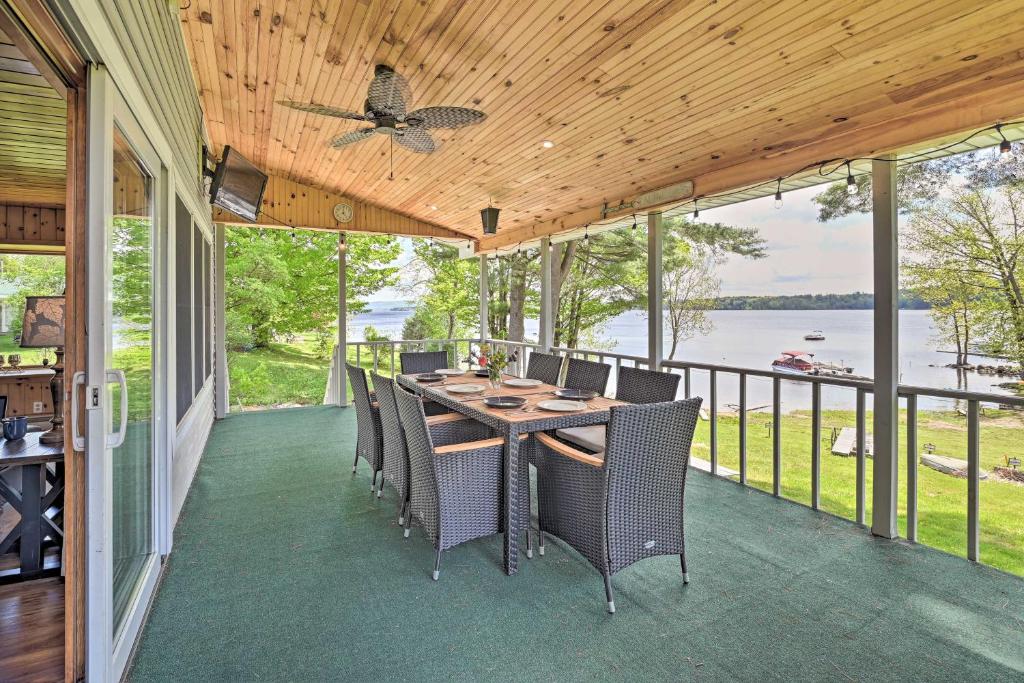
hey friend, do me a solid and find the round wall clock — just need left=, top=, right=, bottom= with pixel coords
left=332, top=202, right=353, bottom=223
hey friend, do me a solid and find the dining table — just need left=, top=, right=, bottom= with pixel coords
left=396, top=369, right=625, bottom=576
left=0, top=431, right=64, bottom=580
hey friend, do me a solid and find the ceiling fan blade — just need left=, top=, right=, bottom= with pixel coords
left=278, top=100, right=366, bottom=120
left=394, top=128, right=436, bottom=154
left=367, top=65, right=411, bottom=117
left=405, top=106, right=486, bottom=129
left=330, top=128, right=376, bottom=149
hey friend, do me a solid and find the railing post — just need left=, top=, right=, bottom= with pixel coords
left=539, top=237, right=553, bottom=351
left=479, top=254, right=489, bottom=342
left=337, top=231, right=347, bottom=406
left=647, top=211, right=663, bottom=370
left=772, top=377, right=781, bottom=496
left=811, top=381, right=821, bottom=510
left=906, top=394, right=918, bottom=542
left=213, top=222, right=228, bottom=417
left=967, top=399, right=980, bottom=561
left=710, top=369, right=717, bottom=475
left=856, top=388, right=867, bottom=525
left=738, top=372, right=747, bottom=485
left=872, top=154, right=900, bottom=538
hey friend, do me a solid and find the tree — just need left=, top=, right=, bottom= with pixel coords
left=225, top=228, right=400, bottom=352
left=811, top=160, right=952, bottom=222
left=403, top=240, right=479, bottom=340
left=0, top=254, right=66, bottom=337
left=661, top=216, right=765, bottom=358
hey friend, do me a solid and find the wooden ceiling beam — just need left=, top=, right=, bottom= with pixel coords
left=212, top=173, right=473, bottom=241
left=477, top=81, right=1024, bottom=252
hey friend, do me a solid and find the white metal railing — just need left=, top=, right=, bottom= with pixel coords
left=661, top=358, right=1024, bottom=563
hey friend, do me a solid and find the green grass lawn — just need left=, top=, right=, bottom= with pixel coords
left=227, top=339, right=1024, bottom=577
left=699, top=407, right=1024, bottom=577
left=0, top=331, right=53, bottom=365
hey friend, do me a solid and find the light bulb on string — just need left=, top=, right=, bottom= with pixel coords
left=996, top=124, right=1012, bottom=158
left=774, top=178, right=783, bottom=210
left=631, top=213, right=637, bottom=231
left=693, top=200, right=699, bottom=219
left=846, top=162, right=858, bottom=196
left=583, top=224, right=590, bottom=242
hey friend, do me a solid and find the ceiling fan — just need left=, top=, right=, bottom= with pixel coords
left=279, top=65, right=486, bottom=154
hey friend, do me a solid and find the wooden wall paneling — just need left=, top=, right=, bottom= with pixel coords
left=0, top=202, right=65, bottom=249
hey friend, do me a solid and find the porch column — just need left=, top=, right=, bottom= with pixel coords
left=872, top=155, right=899, bottom=538
left=337, top=232, right=348, bottom=407
left=479, top=254, right=489, bottom=342
left=213, top=223, right=228, bottom=417
left=539, top=237, right=553, bottom=350
left=647, top=211, right=664, bottom=369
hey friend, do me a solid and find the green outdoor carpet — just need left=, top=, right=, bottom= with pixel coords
left=128, top=406, right=1024, bottom=682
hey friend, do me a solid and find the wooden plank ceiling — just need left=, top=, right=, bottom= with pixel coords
left=0, top=27, right=65, bottom=206
left=180, top=0, right=1024, bottom=249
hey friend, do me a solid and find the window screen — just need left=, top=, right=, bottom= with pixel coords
left=203, top=238, right=212, bottom=379
left=175, top=196, right=193, bottom=423
left=193, top=223, right=204, bottom=395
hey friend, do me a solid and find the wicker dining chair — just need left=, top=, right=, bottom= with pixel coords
left=555, top=366, right=682, bottom=452
left=370, top=373, right=491, bottom=522
left=346, top=363, right=383, bottom=491
left=525, top=351, right=564, bottom=385
left=563, top=357, right=612, bottom=395
left=400, top=350, right=450, bottom=374
left=535, top=398, right=702, bottom=613
left=395, top=388, right=522, bottom=580
left=399, top=350, right=452, bottom=415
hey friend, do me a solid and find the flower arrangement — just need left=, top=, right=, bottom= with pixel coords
left=468, top=343, right=518, bottom=388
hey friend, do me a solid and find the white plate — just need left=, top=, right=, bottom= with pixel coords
left=435, top=368, right=465, bottom=376
left=446, top=384, right=485, bottom=394
left=503, top=378, right=543, bottom=387
left=537, top=399, right=587, bottom=412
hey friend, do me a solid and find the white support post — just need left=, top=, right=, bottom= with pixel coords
left=872, top=155, right=899, bottom=538
left=479, top=254, right=489, bottom=342
left=213, top=223, right=228, bottom=417
left=337, top=232, right=348, bottom=407
left=647, top=211, right=664, bottom=370
left=539, top=237, right=553, bottom=351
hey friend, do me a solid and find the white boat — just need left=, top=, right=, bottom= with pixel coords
left=804, top=330, right=825, bottom=341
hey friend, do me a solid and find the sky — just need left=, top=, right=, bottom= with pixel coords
left=367, top=181, right=875, bottom=302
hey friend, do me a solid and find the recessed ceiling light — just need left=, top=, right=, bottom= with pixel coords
left=429, top=205, right=438, bottom=210
left=541, top=140, right=555, bottom=148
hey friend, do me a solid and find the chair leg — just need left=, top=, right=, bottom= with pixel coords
left=376, top=474, right=384, bottom=498
left=680, top=553, right=689, bottom=584
left=432, top=548, right=442, bottom=581
left=526, top=528, right=533, bottom=559
left=538, top=530, right=545, bottom=556
left=351, top=452, right=359, bottom=474
left=603, top=574, right=615, bottom=614
left=398, top=499, right=407, bottom=526
left=370, top=470, right=378, bottom=492
left=403, top=509, right=412, bottom=538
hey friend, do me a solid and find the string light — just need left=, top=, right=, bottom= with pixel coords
left=486, top=119, right=1021, bottom=251
left=631, top=213, right=637, bottom=231
left=846, top=162, right=858, bottom=196
left=583, top=224, right=590, bottom=241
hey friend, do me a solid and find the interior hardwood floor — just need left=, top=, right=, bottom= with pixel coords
left=0, top=577, right=64, bottom=683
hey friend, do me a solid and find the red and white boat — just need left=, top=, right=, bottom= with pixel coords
left=771, top=351, right=815, bottom=375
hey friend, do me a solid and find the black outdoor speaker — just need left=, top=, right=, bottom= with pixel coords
left=480, top=206, right=500, bottom=235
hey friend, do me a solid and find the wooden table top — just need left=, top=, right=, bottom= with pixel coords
left=400, top=371, right=625, bottom=425
left=0, top=432, right=63, bottom=466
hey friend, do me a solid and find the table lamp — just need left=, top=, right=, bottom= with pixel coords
left=20, top=295, right=65, bottom=445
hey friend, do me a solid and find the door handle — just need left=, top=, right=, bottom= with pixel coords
left=70, top=371, right=86, bottom=450
left=106, top=369, right=128, bottom=448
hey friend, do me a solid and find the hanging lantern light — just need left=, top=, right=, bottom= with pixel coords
left=480, top=204, right=500, bottom=235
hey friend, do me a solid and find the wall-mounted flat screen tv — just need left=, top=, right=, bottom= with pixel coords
left=209, top=146, right=267, bottom=222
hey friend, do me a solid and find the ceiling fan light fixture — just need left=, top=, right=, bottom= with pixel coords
left=480, top=206, right=500, bottom=235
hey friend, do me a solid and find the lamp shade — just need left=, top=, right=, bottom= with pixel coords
left=480, top=206, right=500, bottom=235
left=20, top=296, right=65, bottom=348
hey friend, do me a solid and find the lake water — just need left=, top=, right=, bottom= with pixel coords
left=351, top=302, right=1017, bottom=410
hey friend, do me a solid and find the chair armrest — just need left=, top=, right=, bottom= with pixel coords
left=425, top=412, right=469, bottom=426
left=536, top=432, right=604, bottom=468
left=434, top=433, right=527, bottom=454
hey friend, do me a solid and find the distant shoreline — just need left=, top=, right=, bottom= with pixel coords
left=712, top=292, right=928, bottom=311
